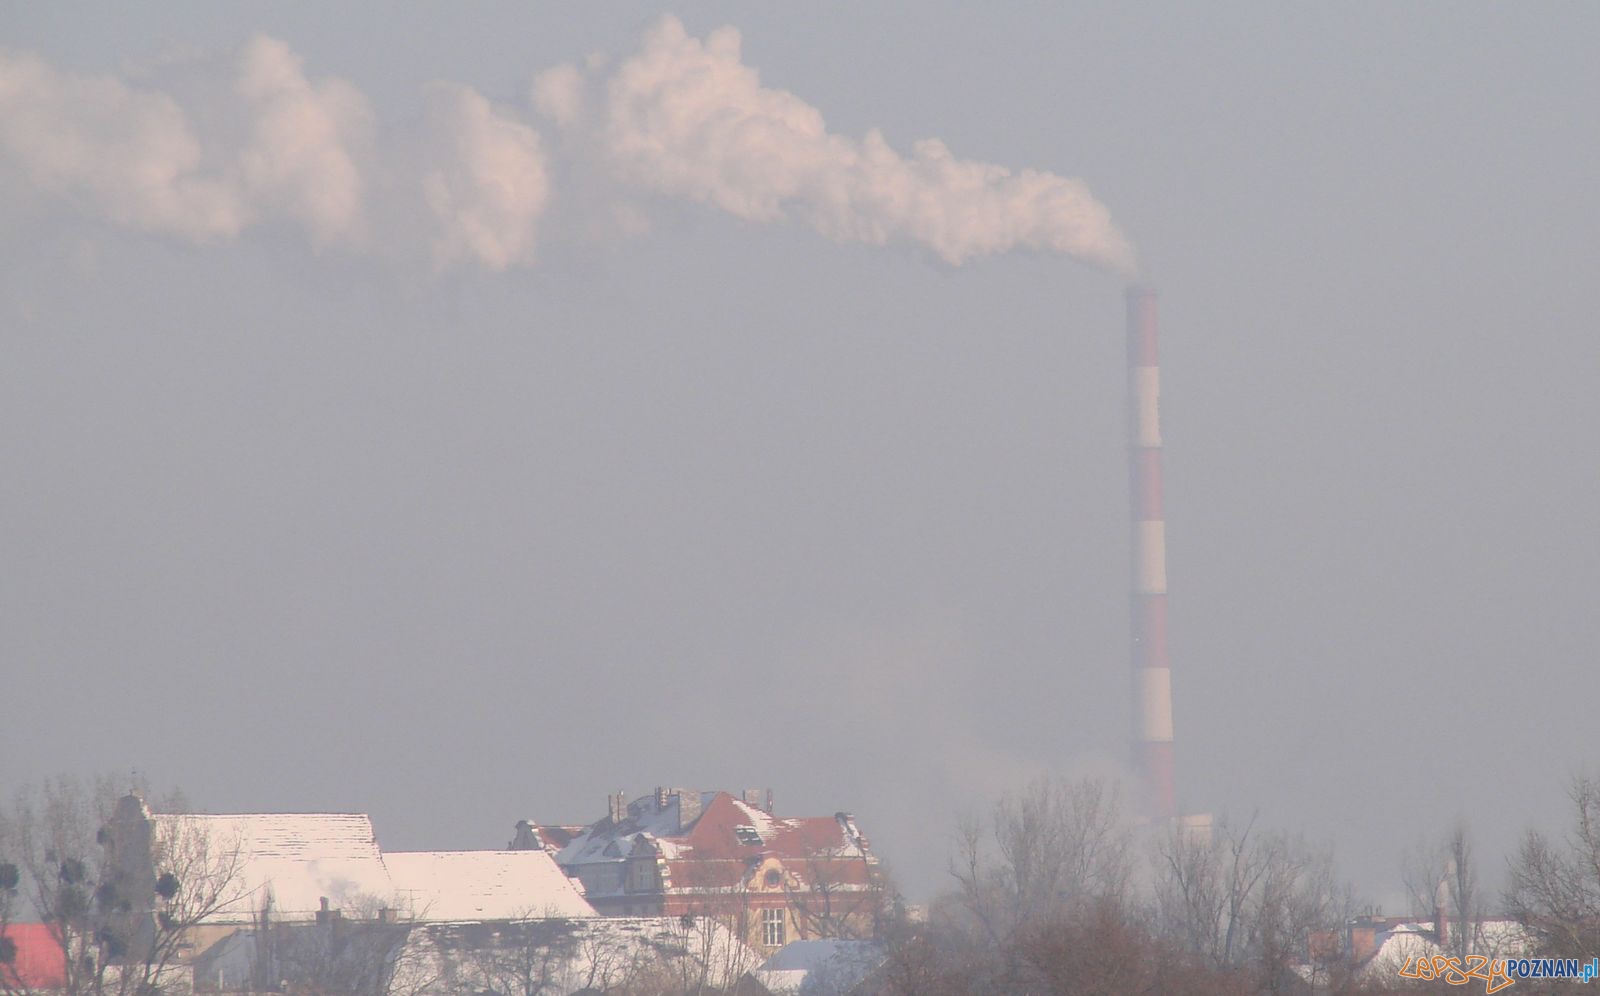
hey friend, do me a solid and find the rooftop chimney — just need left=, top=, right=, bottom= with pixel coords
left=674, top=788, right=702, bottom=832
left=1127, top=286, right=1177, bottom=820
left=508, top=819, right=541, bottom=850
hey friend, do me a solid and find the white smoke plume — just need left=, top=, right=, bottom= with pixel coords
left=0, top=18, right=1133, bottom=275
left=232, top=36, right=372, bottom=248
left=0, top=50, right=247, bottom=242
left=536, top=16, right=1137, bottom=275
left=0, top=37, right=547, bottom=270
left=420, top=83, right=549, bottom=271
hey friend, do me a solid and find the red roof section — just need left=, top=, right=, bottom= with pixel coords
left=533, top=825, right=586, bottom=850
left=555, top=790, right=878, bottom=898
left=683, top=794, right=858, bottom=861
left=1, top=923, right=67, bottom=990
left=666, top=794, right=875, bottom=891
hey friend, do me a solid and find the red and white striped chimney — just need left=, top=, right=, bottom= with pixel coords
left=1127, top=285, right=1176, bottom=820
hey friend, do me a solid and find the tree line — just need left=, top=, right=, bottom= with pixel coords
left=3, top=772, right=1600, bottom=995
left=871, top=772, right=1600, bottom=995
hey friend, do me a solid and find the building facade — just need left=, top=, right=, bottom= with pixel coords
left=529, top=788, right=882, bottom=955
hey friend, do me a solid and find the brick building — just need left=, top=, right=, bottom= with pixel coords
left=520, top=788, right=882, bottom=954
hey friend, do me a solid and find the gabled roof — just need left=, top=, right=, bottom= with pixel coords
left=559, top=791, right=870, bottom=867
left=154, top=811, right=392, bottom=922
left=680, top=795, right=870, bottom=863
left=553, top=792, right=877, bottom=900
left=150, top=805, right=593, bottom=925
left=556, top=791, right=717, bottom=866
left=383, top=850, right=595, bottom=921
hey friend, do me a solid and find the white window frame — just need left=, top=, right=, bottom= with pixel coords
left=761, top=906, right=786, bottom=947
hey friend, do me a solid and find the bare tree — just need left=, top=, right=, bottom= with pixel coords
left=1151, top=814, right=1227, bottom=966
left=1506, top=771, right=1600, bottom=962
left=951, top=776, right=1133, bottom=949
left=1150, top=813, right=1352, bottom=993
left=1402, top=821, right=1481, bottom=961
left=266, top=918, right=413, bottom=996
left=783, top=847, right=889, bottom=942
left=938, top=777, right=1138, bottom=994
left=572, top=922, right=649, bottom=994
left=0, top=841, right=31, bottom=992
left=0, top=777, right=242, bottom=996
left=659, top=912, right=758, bottom=996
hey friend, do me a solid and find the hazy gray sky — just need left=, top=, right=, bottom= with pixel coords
left=2, top=3, right=1595, bottom=904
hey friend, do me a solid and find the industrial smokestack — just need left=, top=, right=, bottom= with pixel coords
left=1127, top=286, right=1177, bottom=820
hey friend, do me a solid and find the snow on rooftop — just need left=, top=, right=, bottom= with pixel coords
left=156, top=813, right=392, bottom=922
left=558, top=792, right=871, bottom=874
left=160, top=813, right=382, bottom=861
left=732, top=800, right=793, bottom=840
left=1359, top=919, right=1537, bottom=982
left=556, top=792, right=711, bottom=865
left=752, top=939, right=885, bottom=995
left=383, top=850, right=595, bottom=921
left=155, top=814, right=596, bottom=925
left=392, top=915, right=760, bottom=994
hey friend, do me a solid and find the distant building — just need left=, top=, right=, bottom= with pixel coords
left=1303, top=912, right=1536, bottom=989
left=104, top=794, right=593, bottom=926
left=0, top=923, right=67, bottom=991
left=189, top=913, right=762, bottom=994
left=530, top=788, right=883, bottom=954
left=99, top=794, right=596, bottom=989
left=383, top=850, right=595, bottom=921
left=737, top=938, right=886, bottom=996
left=1353, top=916, right=1534, bottom=981
left=390, top=915, right=759, bottom=994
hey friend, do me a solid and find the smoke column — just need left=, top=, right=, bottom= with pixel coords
left=1127, top=285, right=1176, bottom=820
left=0, top=38, right=549, bottom=270
left=1, top=19, right=1134, bottom=278
left=535, top=16, right=1137, bottom=276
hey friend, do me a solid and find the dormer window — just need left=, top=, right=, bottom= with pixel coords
left=733, top=826, right=763, bottom=846
left=627, top=860, right=657, bottom=893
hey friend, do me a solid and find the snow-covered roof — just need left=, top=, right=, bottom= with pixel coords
left=155, top=812, right=392, bottom=922
left=750, top=939, right=885, bottom=996
left=390, top=916, right=760, bottom=994
left=383, top=850, right=595, bottom=921
left=557, top=791, right=871, bottom=871
left=1360, top=919, right=1537, bottom=982
left=556, top=791, right=715, bottom=865
left=154, top=812, right=595, bottom=925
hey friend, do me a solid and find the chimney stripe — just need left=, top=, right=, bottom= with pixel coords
left=1133, top=741, right=1177, bottom=816
left=1135, top=667, right=1174, bottom=741
left=1130, top=593, right=1168, bottom=670
left=1134, top=520, right=1168, bottom=594
left=1126, top=285, right=1177, bottom=820
left=1131, top=367, right=1162, bottom=447
left=1130, top=449, right=1163, bottom=521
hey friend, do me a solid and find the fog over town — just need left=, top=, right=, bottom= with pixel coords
left=1, top=5, right=1597, bottom=992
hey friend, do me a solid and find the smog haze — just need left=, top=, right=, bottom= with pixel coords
left=2, top=3, right=1595, bottom=908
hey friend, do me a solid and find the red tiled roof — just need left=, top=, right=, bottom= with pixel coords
left=534, top=825, right=586, bottom=850
left=558, top=791, right=876, bottom=896
left=682, top=794, right=857, bottom=861
left=1, top=924, right=66, bottom=990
